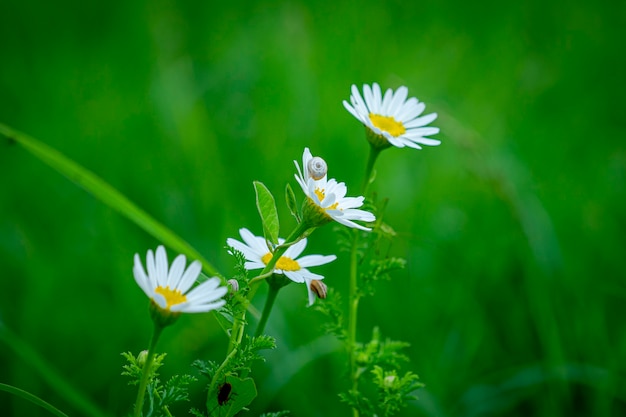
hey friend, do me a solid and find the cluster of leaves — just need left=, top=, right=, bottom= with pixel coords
left=192, top=335, right=276, bottom=417
left=340, top=328, right=424, bottom=417
left=322, top=196, right=423, bottom=416
left=314, top=288, right=347, bottom=341
left=194, top=335, right=276, bottom=380
left=122, top=352, right=197, bottom=417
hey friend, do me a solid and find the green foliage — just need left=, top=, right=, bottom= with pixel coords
left=285, top=183, right=301, bottom=223
left=313, top=288, right=347, bottom=341
left=229, top=335, right=276, bottom=375
left=205, top=376, right=257, bottom=417
left=359, top=257, right=406, bottom=298
left=121, top=351, right=167, bottom=386
left=259, top=411, right=291, bottom=417
left=254, top=181, right=280, bottom=246
left=146, top=374, right=197, bottom=417
left=371, top=366, right=423, bottom=417
left=354, top=328, right=410, bottom=377
left=122, top=352, right=197, bottom=417
left=0, top=383, right=69, bottom=417
left=195, top=335, right=275, bottom=416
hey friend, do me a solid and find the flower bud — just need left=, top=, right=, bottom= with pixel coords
left=137, top=350, right=149, bottom=367
left=383, top=374, right=397, bottom=388
left=309, top=279, right=328, bottom=300
left=307, top=156, right=327, bottom=180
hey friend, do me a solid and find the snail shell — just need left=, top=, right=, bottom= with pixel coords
left=307, top=156, right=327, bottom=180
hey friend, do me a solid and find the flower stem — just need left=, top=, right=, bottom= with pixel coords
left=255, top=283, right=280, bottom=337
left=347, top=230, right=360, bottom=417
left=362, top=144, right=381, bottom=196
left=348, top=144, right=381, bottom=417
left=134, top=323, right=164, bottom=417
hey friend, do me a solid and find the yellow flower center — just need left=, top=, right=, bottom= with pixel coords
left=314, top=188, right=339, bottom=210
left=369, top=113, right=406, bottom=137
left=154, top=286, right=187, bottom=309
left=261, top=253, right=301, bottom=271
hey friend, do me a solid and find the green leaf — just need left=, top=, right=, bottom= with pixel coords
left=206, top=376, right=257, bottom=417
left=285, top=183, right=300, bottom=222
left=253, top=181, right=279, bottom=246
left=0, top=383, right=69, bottom=417
left=0, top=122, right=221, bottom=278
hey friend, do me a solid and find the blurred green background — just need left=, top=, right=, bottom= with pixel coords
left=1, top=0, right=625, bottom=416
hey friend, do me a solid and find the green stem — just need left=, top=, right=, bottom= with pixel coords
left=362, top=144, right=381, bottom=195
left=348, top=144, right=381, bottom=417
left=347, top=230, right=360, bottom=417
left=134, top=323, right=164, bottom=417
left=255, top=283, right=281, bottom=337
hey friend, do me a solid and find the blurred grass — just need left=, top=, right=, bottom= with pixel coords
left=1, top=0, right=625, bottom=416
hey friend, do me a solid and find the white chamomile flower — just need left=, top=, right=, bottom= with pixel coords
left=295, top=147, right=376, bottom=231
left=227, top=228, right=336, bottom=306
left=133, top=245, right=227, bottom=315
left=343, top=82, right=440, bottom=150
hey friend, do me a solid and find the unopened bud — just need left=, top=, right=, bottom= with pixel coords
left=137, top=350, right=149, bottom=367
left=307, top=157, right=327, bottom=180
left=309, top=279, right=328, bottom=300
left=227, top=279, right=239, bottom=293
left=384, top=374, right=397, bottom=388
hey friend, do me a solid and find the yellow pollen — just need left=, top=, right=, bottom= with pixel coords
left=261, top=253, right=301, bottom=271
left=369, top=113, right=406, bottom=137
left=314, top=188, right=325, bottom=202
left=313, top=188, right=340, bottom=211
left=154, top=286, right=187, bottom=309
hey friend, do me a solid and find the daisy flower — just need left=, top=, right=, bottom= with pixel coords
left=295, top=147, right=375, bottom=231
left=133, top=245, right=227, bottom=315
left=343, top=82, right=440, bottom=149
left=227, top=228, right=336, bottom=305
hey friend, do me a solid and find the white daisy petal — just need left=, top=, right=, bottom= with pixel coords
left=174, top=300, right=226, bottom=313
left=389, top=86, right=408, bottom=116
left=405, top=126, right=440, bottom=137
left=146, top=249, right=157, bottom=284
left=396, top=98, right=421, bottom=122
left=177, top=260, right=202, bottom=294
left=285, top=238, right=308, bottom=259
left=284, top=270, right=305, bottom=283
left=409, top=137, right=441, bottom=146
left=363, top=83, right=374, bottom=110
left=167, top=254, right=186, bottom=288
left=372, top=82, right=382, bottom=113
left=297, top=254, right=337, bottom=268
left=155, top=246, right=168, bottom=287
left=304, top=277, right=316, bottom=307
left=227, top=237, right=264, bottom=262
left=404, top=113, right=438, bottom=129
left=380, top=87, right=394, bottom=114
left=133, top=255, right=152, bottom=297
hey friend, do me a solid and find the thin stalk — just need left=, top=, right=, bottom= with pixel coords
left=134, top=323, right=164, bottom=417
left=362, top=144, right=381, bottom=196
left=255, top=284, right=280, bottom=337
left=348, top=144, right=381, bottom=417
left=348, top=229, right=360, bottom=417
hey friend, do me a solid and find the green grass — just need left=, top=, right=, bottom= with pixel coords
left=1, top=1, right=625, bottom=416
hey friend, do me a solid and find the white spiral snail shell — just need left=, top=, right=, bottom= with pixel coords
left=307, top=156, right=327, bottom=180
